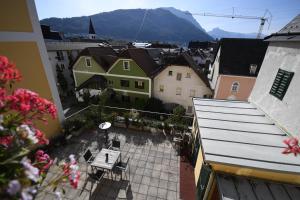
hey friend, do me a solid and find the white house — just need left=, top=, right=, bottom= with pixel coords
left=153, top=53, right=212, bottom=114
left=249, top=14, right=300, bottom=137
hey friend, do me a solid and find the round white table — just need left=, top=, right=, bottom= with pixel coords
left=99, top=122, right=111, bottom=145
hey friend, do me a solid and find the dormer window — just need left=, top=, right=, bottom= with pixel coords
left=85, top=57, right=91, bottom=67
left=231, top=82, right=239, bottom=93
left=123, top=61, right=130, bottom=70
left=249, top=64, right=257, bottom=75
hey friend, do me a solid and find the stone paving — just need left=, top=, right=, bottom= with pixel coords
left=35, top=127, right=180, bottom=200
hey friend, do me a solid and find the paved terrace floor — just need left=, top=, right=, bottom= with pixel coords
left=35, top=127, right=180, bottom=200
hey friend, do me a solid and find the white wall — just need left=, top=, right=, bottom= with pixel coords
left=249, top=42, right=300, bottom=137
left=208, top=48, right=220, bottom=90
left=153, top=65, right=212, bottom=113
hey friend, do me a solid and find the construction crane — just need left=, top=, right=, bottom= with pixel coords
left=189, top=9, right=272, bottom=38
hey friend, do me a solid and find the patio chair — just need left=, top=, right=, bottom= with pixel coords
left=87, top=169, right=105, bottom=195
left=113, top=157, right=130, bottom=180
left=117, top=181, right=131, bottom=199
left=83, top=149, right=96, bottom=163
left=108, top=140, right=121, bottom=151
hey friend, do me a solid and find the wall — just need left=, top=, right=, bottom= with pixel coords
left=249, top=42, right=300, bottom=137
left=214, top=75, right=256, bottom=101
left=108, top=59, right=147, bottom=77
left=73, top=57, right=151, bottom=97
left=0, top=0, right=64, bottom=138
left=153, top=65, right=211, bottom=113
left=208, top=48, right=220, bottom=90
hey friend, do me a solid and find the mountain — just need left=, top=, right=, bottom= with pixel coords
left=208, top=28, right=265, bottom=39
left=161, top=7, right=205, bottom=32
left=40, top=8, right=213, bottom=43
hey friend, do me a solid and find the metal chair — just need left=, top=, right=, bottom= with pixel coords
left=83, top=149, right=96, bottom=164
left=87, top=169, right=105, bottom=196
left=108, top=140, right=121, bottom=151
left=113, top=157, right=130, bottom=180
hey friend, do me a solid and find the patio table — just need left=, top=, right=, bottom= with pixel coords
left=91, top=148, right=120, bottom=178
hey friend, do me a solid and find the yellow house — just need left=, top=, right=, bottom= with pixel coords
left=0, top=0, right=64, bottom=138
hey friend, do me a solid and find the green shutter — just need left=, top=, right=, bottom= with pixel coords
left=196, top=164, right=212, bottom=200
left=269, top=69, right=294, bottom=100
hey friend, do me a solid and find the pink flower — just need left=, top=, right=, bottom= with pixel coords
left=0, top=56, right=21, bottom=84
left=282, top=137, right=300, bottom=156
left=0, top=135, right=13, bottom=147
left=62, top=155, right=80, bottom=189
left=35, top=129, right=49, bottom=145
left=34, top=150, right=53, bottom=174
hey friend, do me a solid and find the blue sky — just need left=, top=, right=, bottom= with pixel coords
left=35, top=0, right=300, bottom=35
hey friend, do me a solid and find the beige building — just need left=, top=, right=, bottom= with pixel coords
left=0, top=0, right=64, bottom=138
left=208, top=38, right=268, bottom=101
left=153, top=53, right=212, bottom=114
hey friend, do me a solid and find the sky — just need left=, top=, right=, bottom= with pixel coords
left=35, top=0, right=300, bottom=35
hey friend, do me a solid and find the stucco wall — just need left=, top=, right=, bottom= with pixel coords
left=214, top=75, right=256, bottom=101
left=153, top=65, right=211, bottom=112
left=108, top=59, right=147, bottom=77
left=249, top=42, right=300, bottom=137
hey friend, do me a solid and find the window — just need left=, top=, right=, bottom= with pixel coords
left=249, top=64, right=257, bottom=75
left=121, top=95, right=130, bottom=102
left=168, top=71, right=173, bottom=76
left=159, top=85, right=164, bottom=92
left=187, top=106, right=193, bottom=113
left=123, top=61, right=130, bottom=70
left=108, top=80, right=113, bottom=85
left=176, top=73, right=182, bottom=81
left=85, top=58, right=91, bottom=67
left=231, top=82, right=239, bottom=92
left=60, top=64, right=65, bottom=70
left=190, top=89, right=196, bottom=97
left=120, top=80, right=129, bottom=87
left=176, top=87, right=182, bottom=95
left=135, top=81, right=144, bottom=89
left=56, top=51, right=64, bottom=61
left=270, top=69, right=294, bottom=100
left=186, top=73, right=191, bottom=78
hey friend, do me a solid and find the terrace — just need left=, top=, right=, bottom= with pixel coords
left=35, top=127, right=182, bottom=200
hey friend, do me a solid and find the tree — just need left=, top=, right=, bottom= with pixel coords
left=56, top=64, right=68, bottom=93
left=144, top=98, right=164, bottom=112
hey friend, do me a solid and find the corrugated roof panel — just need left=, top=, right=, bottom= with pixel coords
left=194, top=105, right=264, bottom=116
left=195, top=111, right=273, bottom=124
left=193, top=98, right=300, bottom=174
left=200, top=128, right=286, bottom=147
left=197, top=118, right=284, bottom=135
left=203, top=139, right=300, bottom=166
left=217, top=174, right=300, bottom=200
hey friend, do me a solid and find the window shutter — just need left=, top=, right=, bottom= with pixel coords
left=269, top=69, right=294, bottom=100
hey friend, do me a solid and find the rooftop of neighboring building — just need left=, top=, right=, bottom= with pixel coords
left=119, top=48, right=160, bottom=77
left=154, top=52, right=210, bottom=87
left=265, top=14, right=300, bottom=42
left=216, top=38, right=268, bottom=77
left=41, top=25, right=63, bottom=41
left=72, top=47, right=159, bottom=77
left=73, top=47, right=118, bottom=71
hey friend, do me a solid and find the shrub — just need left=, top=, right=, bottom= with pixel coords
left=144, top=98, right=164, bottom=112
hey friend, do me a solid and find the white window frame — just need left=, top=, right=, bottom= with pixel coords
left=123, top=60, right=130, bottom=70
left=176, top=87, right=182, bottom=95
left=231, top=81, right=240, bottom=93
left=137, top=81, right=143, bottom=87
left=168, top=71, right=173, bottom=76
left=186, top=73, right=191, bottom=78
left=159, top=85, right=164, bottom=92
left=85, top=57, right=92, bottom=67
left=176, top=73, right=182, bottom=81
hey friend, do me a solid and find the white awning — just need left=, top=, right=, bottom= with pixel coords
left=193, top=98, right=300, bottom=174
